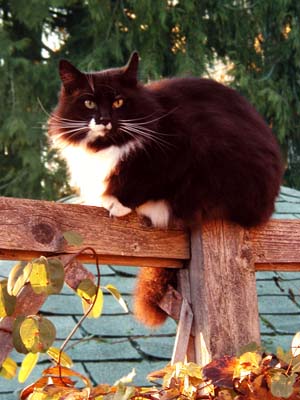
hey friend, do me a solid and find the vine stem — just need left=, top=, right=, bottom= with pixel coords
left=57, top=247, right=101, bottom=386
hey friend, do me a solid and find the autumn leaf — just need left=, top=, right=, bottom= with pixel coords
left=0, top=357, right=17, bottom=380
left=203, top=356, right=238, bottom=389
left=18, top=352, right=39, bottom=383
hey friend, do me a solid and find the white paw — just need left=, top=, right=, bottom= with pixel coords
left=101, top=195, right=132, bottom=217
left=136, top=200, right=171, bottom=228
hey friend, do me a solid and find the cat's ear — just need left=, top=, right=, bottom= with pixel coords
left=122, top=51, right=139, bottom=86
left=59, top=60, right=85, bottom=91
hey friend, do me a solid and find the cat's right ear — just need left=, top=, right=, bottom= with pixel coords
left=59, top=60, right=84, bottom=92
left=122, top=51, right=139, bottom=86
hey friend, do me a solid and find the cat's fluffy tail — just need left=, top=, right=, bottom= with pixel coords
left=133, top=267, right=177, bottom=326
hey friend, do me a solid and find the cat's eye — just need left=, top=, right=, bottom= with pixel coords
left=112, top=97, right=124, bottom=109
left=84, top=100, right=97, bottom=109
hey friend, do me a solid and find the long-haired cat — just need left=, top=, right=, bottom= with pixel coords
left=48, top=52, right=283, bottom=326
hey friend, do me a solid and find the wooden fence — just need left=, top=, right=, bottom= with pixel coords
left=0, top=196, right=300, bottom=366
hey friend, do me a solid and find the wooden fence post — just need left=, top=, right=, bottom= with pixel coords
left=188, top=220, right=261, bottom=365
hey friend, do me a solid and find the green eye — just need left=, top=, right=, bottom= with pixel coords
left=84, top=100, right=97, bottom=109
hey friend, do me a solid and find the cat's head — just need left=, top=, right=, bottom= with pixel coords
left=48, top=52, right=160, bottom=152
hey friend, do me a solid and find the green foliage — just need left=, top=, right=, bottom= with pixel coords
left=0, top=0, right=299, bottom=198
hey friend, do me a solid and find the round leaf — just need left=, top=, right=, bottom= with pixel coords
left=0, top=280, right=16, bottom=317
left=19, top=316, right=56, bottom=353
left=270, top=373, right=296, bottom=399
left=63, top=231, right=83, bottom=246
left=46, top=258, right=65, bottom=294
left=12, top=317, right=29, bottom=354
left=28, top=257, right=49, bottom=294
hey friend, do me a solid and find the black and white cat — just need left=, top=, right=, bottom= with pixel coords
left=48, top=52, right=283, bottom=326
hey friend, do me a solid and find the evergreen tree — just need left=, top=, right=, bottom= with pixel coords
left=0, top=0, right=299, bottom=200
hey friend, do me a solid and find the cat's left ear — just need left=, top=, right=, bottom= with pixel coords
left=59, top=60, right=85, bottom=92
left=122, top=51, right=139, bottom=86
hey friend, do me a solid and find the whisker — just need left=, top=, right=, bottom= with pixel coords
left=119, top=125, right=173, bottom=154
left=50, top=114, right=86, bottom=124
left=119, top=111, right=159, bottom=123
left=48, top=122, right=87, bottom=129
left=121, top=107, right=179, bottom=126
left=37, top=97, right=52, bottom=118
left=121, top=122, right=176, bottom=137
left=119, top=123, right=175, bottom=148
left=51, top=126, right=87, bottom=140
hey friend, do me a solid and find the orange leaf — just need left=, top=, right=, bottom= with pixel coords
left=42, top=365, right=92, bottom=388
left=20, top=376, right=74, bottom=399
left=203, top=356, right=238, bottom=389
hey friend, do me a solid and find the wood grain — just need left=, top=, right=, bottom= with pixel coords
left=0, top=197, right=189, bottom=267
left=250, top=220, right=300, bottom=270
left=189, top=221, right=261, bottom=363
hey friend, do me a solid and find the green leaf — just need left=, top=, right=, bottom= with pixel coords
left=46, top=258, right=65, bottom=294
left=0, top=280, right=16, bottom=317
left=47, top=347, right=73, bottom=368
left=105, top=284, right=129, bottom=313
left=77, top=279, right=97, bottom=300
left=7, top=261, right=31, bottom=296
left=63, top=231, right=83, bottom=246
left=18, top=352, right=39, bottom=383
left=270, top=373, right=296, bottom=399
left=19, top=316, right=56, bottom=353
left=277, top=347, right=294, bottom=365
left=12, top=317, right=29, bottom=354
left=0, top=357, right=17, bottom=380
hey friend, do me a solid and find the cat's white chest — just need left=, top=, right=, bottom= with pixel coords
left=61, top=145, right=122, bottom=206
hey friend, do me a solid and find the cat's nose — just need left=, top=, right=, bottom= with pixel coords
left=98, top=117, right=111, bottom=126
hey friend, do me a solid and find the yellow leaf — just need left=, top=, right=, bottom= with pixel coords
left=82, top=288, right=103, bottom=318
left=20, top=316, right=56, bottom=353
left=18, top=352, right=39, bottom=383
left=29, top=257, right=49, bottom=294
left=47, top=347, right=73, bottom=368
left=0, top=357, right=17, bottom=379
left=7, top=261, right=31, bottom=296
left=105, top=284, right=129, bottom=313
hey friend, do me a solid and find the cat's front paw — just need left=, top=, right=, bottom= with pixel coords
left=101, top=195, right=132, bottom=217
left=136, top=200, right=170, bottom=228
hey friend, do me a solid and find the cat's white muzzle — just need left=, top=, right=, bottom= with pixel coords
left=88, top=118, right=112, bottom=138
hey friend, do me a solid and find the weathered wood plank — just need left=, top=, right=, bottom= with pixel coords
left=251, top=220, right=300, bottom=269
left=0, top=197, right=189, bottom=267
left=189, top=221, right=261, bottom=364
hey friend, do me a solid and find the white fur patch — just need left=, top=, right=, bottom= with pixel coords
left=136, top=200, right=171, bottom=228
left=86, top=119, right=112, bottom=139
left=60, top=142, right=139, bottom=208
left=101, top=195, right=132, bottom=217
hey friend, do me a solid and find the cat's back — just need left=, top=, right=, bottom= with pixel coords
left=146, top=76, right=266, bottom=129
